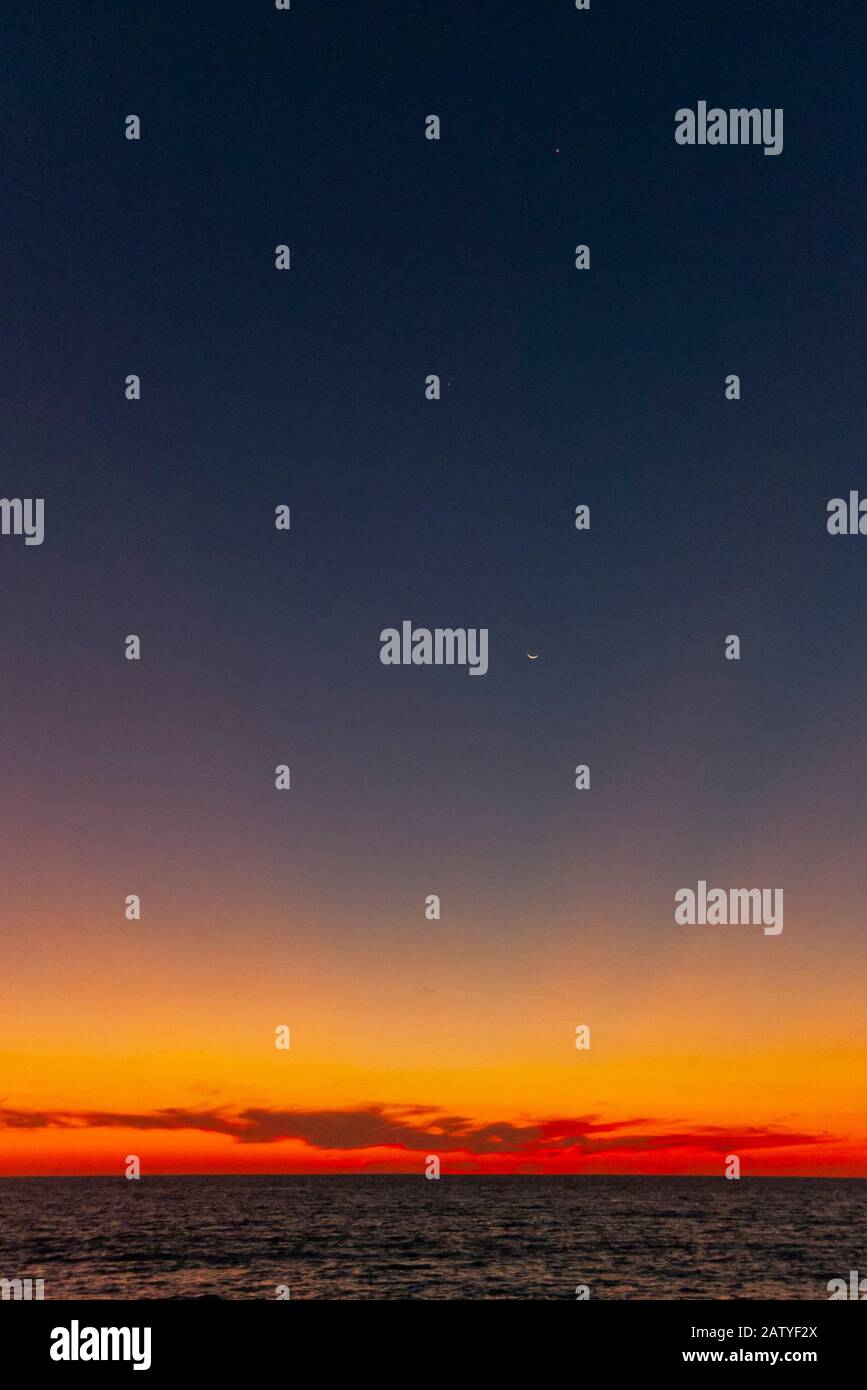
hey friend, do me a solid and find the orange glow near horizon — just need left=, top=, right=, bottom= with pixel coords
left=4, top=800, right=867, bottom=1178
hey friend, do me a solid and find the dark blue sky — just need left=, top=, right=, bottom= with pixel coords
left=3, top=0, right=867, bottom=943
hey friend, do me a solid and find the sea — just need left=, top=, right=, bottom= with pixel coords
left=0, top=1176, right=862, bottom=1300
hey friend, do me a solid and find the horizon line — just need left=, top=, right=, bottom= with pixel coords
left=1, top=1171, right=863, bottom=1181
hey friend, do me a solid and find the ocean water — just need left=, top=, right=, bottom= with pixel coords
left=0, top=1176, right=862, bottom=1300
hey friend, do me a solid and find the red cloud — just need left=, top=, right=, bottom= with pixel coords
left=0, top=1104, right=836, bottom=1170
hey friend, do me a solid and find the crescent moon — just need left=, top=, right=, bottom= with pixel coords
left=527, top=653, right=540, bottom=660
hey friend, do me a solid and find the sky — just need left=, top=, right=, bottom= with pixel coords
left=1, top=0, right=866, bottom=1177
